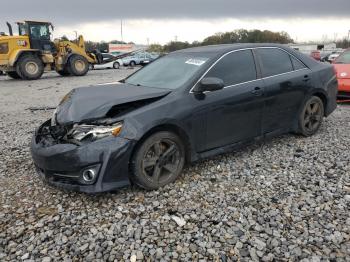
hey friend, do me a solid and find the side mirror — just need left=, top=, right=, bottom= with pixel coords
left=193, top=77, right=225, bottom=93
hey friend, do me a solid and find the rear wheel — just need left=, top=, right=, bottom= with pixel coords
left=130, top=131, right=185, bottom=190
left=129, top=61, right=136, bottom=67
left=298, top=96, right=324, bottom=136
left=16, top=55, right=44, bottom=80
left=113, top=62, right=120, bottom=69
left=7, top=71, right=21, bottom=79
left=67, top=55, right=89, bottom=76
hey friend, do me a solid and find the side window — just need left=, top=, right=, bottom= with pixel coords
left=29, top=25, right=50, bottom=40
left=257, top=48, right=293, bottom=77
left=205, top=50, right=257, bottom=86
left=291, top=56, right=307, bottom=70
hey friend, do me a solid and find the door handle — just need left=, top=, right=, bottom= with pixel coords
left=251, top=86, right=263, bottom=96
left=303, top=75, right=310, bottom=82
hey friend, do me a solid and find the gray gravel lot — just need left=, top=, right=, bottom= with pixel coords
left=0, top=69, right=349, bottom=261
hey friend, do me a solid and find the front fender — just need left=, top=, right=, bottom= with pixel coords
left=9, top=49, right=40, bottom=66
left=120, top=117, right=191, bottom=142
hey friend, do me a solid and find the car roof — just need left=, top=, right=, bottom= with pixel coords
left=173, top=43, right=320, bottom=69
left=174, top=43, right=290, bottom=55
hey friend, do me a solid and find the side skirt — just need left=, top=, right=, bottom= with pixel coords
left=192, top=128, right=291, bottom=162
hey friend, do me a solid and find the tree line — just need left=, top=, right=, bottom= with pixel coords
left=74, top=28, right=349, bottom=53
left=148, top=29, right=294, bottom=53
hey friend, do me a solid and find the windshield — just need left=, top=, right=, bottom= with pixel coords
left=335, top=50, right=350, bottom=64
left=29, top=24, right=51, bottom=40
left=125, top=53, right=213, bottom=89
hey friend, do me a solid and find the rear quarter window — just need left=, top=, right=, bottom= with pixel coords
left=291, top=56, right=307, bottom=70
left=257, top=48, right=294, bottom=77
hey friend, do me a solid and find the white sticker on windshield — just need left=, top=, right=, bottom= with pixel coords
left=185, top=58, right=207, bottom=66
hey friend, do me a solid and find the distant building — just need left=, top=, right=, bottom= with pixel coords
left=289, top=43, right=339, bottom=54
left=108, top=44, right=147, bottom=55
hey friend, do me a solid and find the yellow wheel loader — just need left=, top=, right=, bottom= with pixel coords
left=0, top=21, right=104, bottom=80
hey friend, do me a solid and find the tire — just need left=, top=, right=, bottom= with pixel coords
left=298, top=96, right=324, bottom=136
left=130, top=131, right=185, bottom=190
left=57, top=69, right=71, bottom=76
left=16, top=55, right=44, bottom=80
left=7, top=71, right=21, bottom=79
left=67, top=55, right=89, bottom=76
left=129, top=61, right=136, bottom=67
left=113, top=62, right=120, bottom=69
left=0, top=71, right=3, bottom=76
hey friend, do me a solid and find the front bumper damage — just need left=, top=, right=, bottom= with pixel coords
left=30, top=120, right=136, bottom=193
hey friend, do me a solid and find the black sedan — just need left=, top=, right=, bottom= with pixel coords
left=31, top=44, right=337, bottom=193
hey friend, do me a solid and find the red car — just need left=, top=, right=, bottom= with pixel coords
left=333, top=49, right=350, bottom=99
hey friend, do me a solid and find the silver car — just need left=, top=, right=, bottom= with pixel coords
left=122, top=53, right=159, bottom=66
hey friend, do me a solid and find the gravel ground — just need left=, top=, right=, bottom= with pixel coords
left=0, top=69, right=349, bottom=261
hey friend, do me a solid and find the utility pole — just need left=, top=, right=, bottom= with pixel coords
left=121, top=19, right=123, bottom=43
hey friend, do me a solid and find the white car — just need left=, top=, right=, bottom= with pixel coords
left=90, top=53, right=122, bottom=70
left=328, top=53, right=341, bottom=63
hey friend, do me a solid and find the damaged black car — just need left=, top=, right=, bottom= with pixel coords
left=31, top=44, right=337, bottom=193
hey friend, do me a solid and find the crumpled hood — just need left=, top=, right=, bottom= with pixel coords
left=55, top=83, right=170, bottom=124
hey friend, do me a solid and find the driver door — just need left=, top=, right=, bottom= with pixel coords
left=191, top=49, right=265, bottom=152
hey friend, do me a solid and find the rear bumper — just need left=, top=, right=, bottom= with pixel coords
left=30, top=120, right=136, bottom=193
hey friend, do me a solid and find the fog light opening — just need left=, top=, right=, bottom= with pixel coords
left=82, top=169, right=96, bottom=182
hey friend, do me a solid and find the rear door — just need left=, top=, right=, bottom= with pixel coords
left=255, top=48, right=311, bottom=134
left=191, top=49, right=265, bottom=152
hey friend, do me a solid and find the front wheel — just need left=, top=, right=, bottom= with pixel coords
left=130, top=131, right=185, bottom=190
left=113, top=62, right=120, bottom=69
left=67, top=55, right=89, bottom=76
left=129, top=61, right=136, bottom=67
left=298, top=96, right=324, bottom=136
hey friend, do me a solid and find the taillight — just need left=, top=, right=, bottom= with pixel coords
left=0, top=42, right=9, bottom=54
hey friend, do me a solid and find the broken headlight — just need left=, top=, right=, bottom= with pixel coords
left=68, top=122, right=123, bottom=142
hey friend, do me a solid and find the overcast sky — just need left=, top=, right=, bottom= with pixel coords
left=1, top=0, right=350, bottom=44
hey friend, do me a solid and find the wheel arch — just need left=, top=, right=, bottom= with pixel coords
left=310, top=90, right=328, bottom=116
left=10, top=49, right=41, bottom=66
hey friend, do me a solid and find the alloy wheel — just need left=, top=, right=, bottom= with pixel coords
left=141, top=139, right=181, bottom=185
left=302, top=100, right=323, bottom=133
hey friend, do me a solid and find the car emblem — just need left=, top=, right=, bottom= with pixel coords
left=340, top=72, right=347, bottom=77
